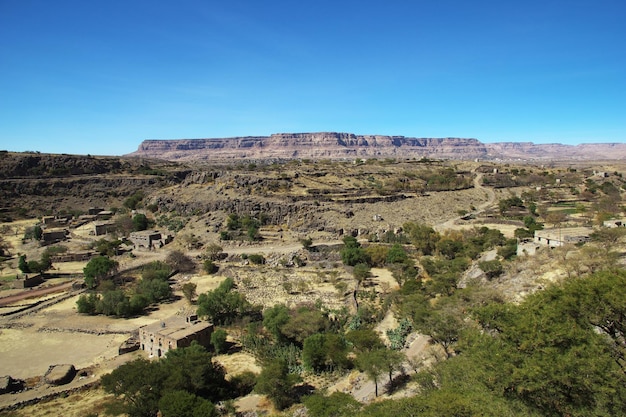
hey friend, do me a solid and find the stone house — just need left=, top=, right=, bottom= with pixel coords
left=129, top=230, right=172, bottom=249
left=138, top=315, right=213, bottom=358
left=42, top=215, right=72, bottom=228
left=94, top=222, right=117, bottom=236
left=534, top=227, right=593, bottom=248
left=41, top=229, right=68, bottom=245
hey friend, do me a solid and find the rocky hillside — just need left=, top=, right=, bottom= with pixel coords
left=0, top=152, right=189, bottom=219
left=128, top=132, right=626, bottom=162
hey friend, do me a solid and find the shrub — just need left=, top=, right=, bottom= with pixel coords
left=247, top=254, right=265, bottom=265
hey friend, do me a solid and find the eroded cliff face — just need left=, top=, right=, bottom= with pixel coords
left=130, top=132, right=626, bottom=162
left=130, top=133, right=487, bottom=161
left=484, top=142, right=626, bottom=161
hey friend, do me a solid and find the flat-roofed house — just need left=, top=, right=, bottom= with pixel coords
left=138, top=315, right=213, bottom=358
left=534, top=227, right=593, bottom=248
left=129, top=230, right=172, bottom=250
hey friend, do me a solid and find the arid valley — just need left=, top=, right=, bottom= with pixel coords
left=1, top=143, right=626, bottom=417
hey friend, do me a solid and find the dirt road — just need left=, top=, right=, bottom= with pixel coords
left=0, top=281, right=75, bottom=307
left=434, top=172, right=496, bottom=232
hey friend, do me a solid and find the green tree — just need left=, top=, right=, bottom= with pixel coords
left=263, top=304, right=290, bottom=343
left=386, top=243, right=408, bottom=264
left=301, top=333, right=349, bottom=372
left=23, top=225, right=43, bottom=241
left=341, top=236, right=370, bottom=266
left=132, top=213, right=149, bottom=231
left=124, top=191, right=144, bottom=210
left=83, top=256, right=118, bottom=289
left=255, top=359, right=301, bottom=410
left=303, top=391, right=361, bottom=417
left=478, top=259, right=504, bottom=279
left=196, top=277, right=257, bottom=325
left=18, top=254, right=29, bottom=273
left=76, top=293, right=99, bottom=314
left=162, top=342, right=227, bottom=401
left=182, top=282, right=197, bottom=304
left=101, top=358, right=165, bottom=417
left=203, top=259, right=218, bottom=274
left=346, top=329, right=384, bottom=352
left=302, top=333, right=327, bottom=371
left=281, top=306, right=330, bottom=345
left=158, top=390, right=217, bottom=417
left=211, top=329, right=228, bottom=354
left=404, top=222, right=440, bottom=255
left=356, top=349, right=387, bottom=397
left=300, top=236, right=313, bottom=250
left=364, top=245, right=389, bottom=267
left=353, top=263, right=371, bottom=283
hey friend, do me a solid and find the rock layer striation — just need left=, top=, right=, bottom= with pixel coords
left=129, top=132, right=626, bottom=161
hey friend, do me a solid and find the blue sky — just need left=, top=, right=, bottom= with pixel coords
left=0, top=0, right=624, bottom=156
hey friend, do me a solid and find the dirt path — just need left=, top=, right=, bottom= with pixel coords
left=434, top=172, right=496, bottom=232
left=0, top=281, right=75, bottom=307
left=349, top=333, right=432, bottom=402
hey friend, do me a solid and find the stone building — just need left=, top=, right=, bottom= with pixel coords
left=129, top=230, right=172, bottom=249
left=138, top=315, right=213, bottom=358
left=41, top=229, right=68, bottom=245
left=94, top=222, right=117, bottom=236
left=534, top=227, right=593, bottom=248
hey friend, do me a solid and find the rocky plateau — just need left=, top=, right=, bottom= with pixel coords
left=128, top=132, right=626, bottom=161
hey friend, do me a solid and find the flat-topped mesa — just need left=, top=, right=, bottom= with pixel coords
left=130, top=132, right=487, bottom=161
left=129, top=132, right=626, bottom=161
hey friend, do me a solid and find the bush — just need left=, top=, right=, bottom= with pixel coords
left=203, top=259, right=219, bottom=274
left=211, top=329, right=228, bottom=354
left=479, top=260, right=504, bottom=279
left=166, top=251, right=195, bottom=272
left=247, top=254, right=265, bottom=265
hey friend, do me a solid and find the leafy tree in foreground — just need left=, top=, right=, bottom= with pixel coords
left=101, top=358, right=165, bottom=417
left=102, top=343, right=226, bottom=417
left=158, top=390, right=217, bottom=417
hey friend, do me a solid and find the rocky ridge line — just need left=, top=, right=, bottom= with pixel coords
left=128, top=132, right=626, bottom=161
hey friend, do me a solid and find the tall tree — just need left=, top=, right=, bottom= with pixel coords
left=255, top=359, right=301, bottom=410
left=357, top=349, right=388, bottom=397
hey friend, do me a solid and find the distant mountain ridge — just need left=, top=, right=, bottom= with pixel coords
left=128, top=132, right=626, bottom=161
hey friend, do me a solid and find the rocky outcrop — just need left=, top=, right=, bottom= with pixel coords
left=129, top=132, right=626, bottom=162
left=484, top=142, right=626, bottom=161
left=44, top=364, right=76, bottom=386
left=130, top=133, right=487, bottom=161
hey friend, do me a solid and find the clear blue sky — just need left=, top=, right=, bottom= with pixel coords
left=1, top=0, right=624, bottom=156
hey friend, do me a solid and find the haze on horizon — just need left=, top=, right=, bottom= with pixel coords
left=1, top=0, right=624, bottom=156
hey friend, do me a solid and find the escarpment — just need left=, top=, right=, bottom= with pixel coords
left=129, top=132, right=626, bottom=162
